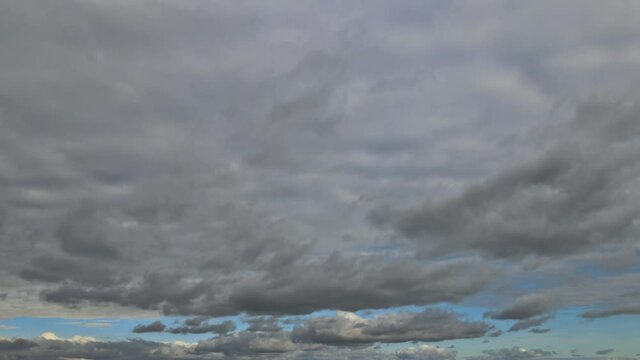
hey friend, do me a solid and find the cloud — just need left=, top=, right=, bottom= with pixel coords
left=167, top=320, right=236, bottom=335
left=246, top=316, right=283, bottom=333
left=485, top=294, right=553, bottom=320
left=195, top=331, right=296, bottom=356
left=54, top=206, right=120, bottom=260
left=0, top=338, right=38, bottom=351
left=38, top=254, right=494, bottom=317
left=396, top=345, right=457, bottom=360
left=39, top=332, right=97, bottom=345
left=467, top=347, right=554, bottom=360
left=132, top=318, right=235, bottom=335
left=371, top=101, right=640, bottom=260
left=508, top=315, right=554, bottom=332
left=581, top=303, right=640, bottom=319
left=132, top=321, right=166, bottom=333
left=20, top=254, right=119, bottom=287
left=0, top=333, right=196, bottom=360
left=0, top=1, right=640, bottom=356
left=291, top=309, right=491, bottom=345
left=596, top=349, right=614, bottom=355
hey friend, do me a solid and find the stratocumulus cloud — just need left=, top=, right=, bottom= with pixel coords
left=290, top=309, right=492, bottom=345
left=371, top=102, right=640, bottom=260
left=0, top=0, right=639, bottom=358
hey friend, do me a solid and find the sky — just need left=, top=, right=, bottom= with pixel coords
left=0, top=0, right=640, bottom=359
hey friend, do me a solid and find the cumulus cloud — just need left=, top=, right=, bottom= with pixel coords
left=167, top=320, right=236, bottom=335
left=0, top=333, right=194, bottom=360
left=396, top=345, right=457, bottom=360
left=132, top=321, right=166, bottom=333
left=467, top=347, right=554, bottom=360
left=291, top=309, right=491, bottom=345
left=195, top=331, right=296, bottom=356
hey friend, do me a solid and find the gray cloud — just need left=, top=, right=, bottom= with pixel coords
left=167, top=320, right=236, bottom=335
left=508, top=315, right=554, bottom=332
left=38, top=255, right=493, bottom=317
left=195, top=331, right=296, bottom=356
left=486, top=294, right=553, bottom=320
left=581, top=303, right=640, bottom=319
left=595, top=349, right=614, bottom=355
left=132, top=321, right=166, bottom=333
left=183, top=317, right=208, bottom=327
left=0, top=1, right=639, bottom=356
left=0, top=335, right=197, bottom=360
left=396, top=345, right=456, bottom=360
left=291, top=309, right=491, bottom=345
left=371, top=101, right=640, bottom=260
left=0, top=333, right=626, bottom=360
left=246, top=316, right=283, bottom=333
left=467, top=348, right=554, bottom=360
left=54, top=206, right=120, bottom=260
left=0, top=338, right=38, bottom=351
left=20, top=254, right=119, bottom=286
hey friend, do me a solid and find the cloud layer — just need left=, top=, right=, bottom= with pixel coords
left=1, top=0, right=640, bottom=358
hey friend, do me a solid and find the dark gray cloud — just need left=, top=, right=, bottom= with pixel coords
left=38, top=255, right=493, bottom=317
left=371, top=101, right=640, bottom=260
left=0, top=333, right=626, bottom=360
left=581, top=303, right=640, bottom=319
left=291, top=309, right=491, bottom=345
left=0, top=335, right=197, bottom=360
left=1, top=333, right=363, bottom=360
left=167, top=320, right=236, bottom=335
left=467, top=348, right=554, bottom=360
left=0, top=338, right=38, bottom=351
left=183, top=317, right=208, bottom=327
left=194, top=331, right=296, bottom=356
left=0, top=1, right=639, bottom=356
left=132, top=321, right=166, bottom=333
left=595, top=349, right=614, bottom=355
left=20, top=254, right=118, bottom=286
left=54, top=206, right=120, bottom=260
left=246, top=316, right=283, bottom=333
left=529, top=328, right=550, bottom=334
left=508, top=315, right=553, bottom=332
left=485, top=295, right=553, bottom=320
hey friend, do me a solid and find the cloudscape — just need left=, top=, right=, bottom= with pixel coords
left=0, top=1, right=639, bottom=359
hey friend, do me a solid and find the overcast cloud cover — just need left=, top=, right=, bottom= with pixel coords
left=1, top=0, right=640, bottom=359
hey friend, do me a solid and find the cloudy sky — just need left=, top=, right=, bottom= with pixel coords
left=1, top=0, right=640, bottom=359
